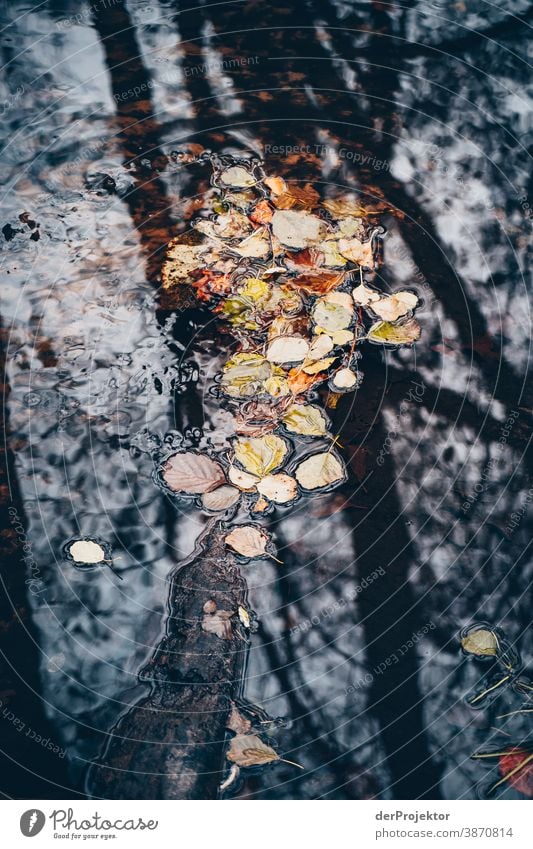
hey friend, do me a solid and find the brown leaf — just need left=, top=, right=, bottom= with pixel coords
left=225, top=525, right=269, bottom=558
left=202, top=609, right=234, bottom=640
left=227, top=734, right=280, bottom=767
left=162, top=452, right=225, bottom=495
left=291, top=271, right=345, bottom=295
left=227, top=704, right=252, bottom=735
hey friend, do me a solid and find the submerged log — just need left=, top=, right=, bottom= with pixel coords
left=89, top=522, right=247, bottom=799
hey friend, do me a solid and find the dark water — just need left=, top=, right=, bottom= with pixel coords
left=0, top=0, right=531, bottom=800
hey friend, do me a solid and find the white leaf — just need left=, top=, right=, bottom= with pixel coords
left=68, top=540, right=106, bottom=564
left=201, top=485, right=241, bottom=511
left=271, top=209, right=324, bottom=248
left=294, top=451, right=345, bottom=490
left=266, top=336, right=310, bottom=364
left=225, top=526, right=269, bottom=558
left=256, top=473, right=298, bottom=503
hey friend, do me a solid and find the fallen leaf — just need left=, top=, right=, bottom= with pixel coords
left=68, top=540, right=106, bottom=564
left=256, top=473, right=298, bottom=503
left=266, top=335, right=310, bottom=364
left=287, top=367, right=324, bottom=395
left=263, top=375, right=291, bottom=397
left=225, top=525, right=269, bottom=558
left=282, top=403, right=328, bottom=436
left=227, top=704, right=252, bottom=734
left=252, top=496, right=270, bottom=513
left=331, top=329, right=354, bottom=346
left=264, top=175, right=287, bottom=195
left=221, top=353, right=272, bottom=398
left=322, top=197, right=366, bottom=218
left=291, top=271, right=345, bottom=295
left=331, top=367, right=358, bottom=391
left=195, top=210, right=252, bottom=240
left=234, top=434, right=288, bottom=477
left=498, top=750, right=533, bottom=797
left=250, top=199, right=273, bottom=224
left=294, top=451, right=346, bottom=490
left=201, top=485, right=241, bottom=511
left=352, top=282, right=381, bottom=306
left=461, top=629, right=498, bottom=657
left=272, top=183, right=320, bottom=211
left=202, top=609, right=234, bottom=639
left=338, top=236, right=374, bottom=267
left=162, top=451, right=225, bottom=494
left=230, top=227, right=271, bottom=258
left=271, top=209, right=324, bottom=249
left=370, top=290, right=419, bottom=321
left=238, top=606, right=251, bottom=629
left=161, top=241, right=209, bottom=289
left=228, top=464, right=260, bottom=490
left=227, top=734, right=280, bottom=768
left=319, top=239, right=348, bottom=267
left=312, top=299, right=353, bottom=332
left=308, top=334, right=334, bottom=359
left=367, top=318, right=421, bottom=346
left=302, top=355, right=337, bottom=374
left=220, top=165, right=256, bottom=188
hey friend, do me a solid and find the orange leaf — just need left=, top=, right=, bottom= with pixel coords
left=499, top=749, right=533, bottom=797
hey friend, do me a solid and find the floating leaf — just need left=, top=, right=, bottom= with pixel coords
left=161, top=241, right=210, bottom=289
left=252, top=496, right=270, bottom=513
left=220, top=165, right=256, bottom=188
left=320, top=240, right=348, bottom=267
left=250, top=199, right=274, bottom=224
left=367, top=318, right=421, bottom=346
left=338, top=236, right=374, bottom=267
left=264, top=175, right=287, bottom=195
left=230, top=227, right=270, bottom=258
left=370, top=290, right=419, bottom=321
left=162, top=451, right=225, bottom=494
left=201, top=485, right=240, bottom=511
left=225, top=525, right=269, bottom=558
left=272, top=183, right=321, bottom=211
left=271, top=209, right=324, bottom=249
left=312, top=299, right=352, bottom=332
left=498, top=750, right=533, bottom=797
left=352, top=282, right=381, bottom=306
left=461, top=629, right=498, bottom=657
left=195, top=210, right=252, bottom=240
left=221, top=353, right=272, bottom=398
left=263, top=375, right=291, bottom=397
left=266, top=336, right=310, bottom=364
left=68, top=540, right=106, bottom=564
left=331, top=329, right=354, bottom=346
left=227, top=734, right=302, bottom=769
left=337, top=216, right=365, bottom=238
left=227, top=704, right=252, bottom=734
left=202, top=608, right=234, bottom=639
left=234, top=434, right=288, bottom=477
left=256, top=473, right=298, bottom=503
left=227, top=734, right=280, bottom=768
left=238, top=606, right=251, bottom=629
left=295, top=451, right=345, bottom=490
left=228, top=465, right=260, bottom=490
left=331, top=367, right=358, bottom=391
left=308, top=334, right=334, bottom=360
left=291, top=271, right=345, bottom=295
left=322, top=197, right=366, bottom=218
left=287, top=367, right=325, bottom=395
left=282, top=404, right=328, bottom=436
left=302, top=356, right=337, bottom=374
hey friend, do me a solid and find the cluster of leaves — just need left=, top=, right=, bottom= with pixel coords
left=460, top=624, right=533, bottom=796
left=159, top=160, right=421, bottom=519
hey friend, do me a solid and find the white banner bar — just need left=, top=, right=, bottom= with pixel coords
left=3, top=799, right=531, bottom=848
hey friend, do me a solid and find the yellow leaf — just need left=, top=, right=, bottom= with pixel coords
left=282, top=404, right=328, bottom=436
left=234, top=435, right=288, bottom=477
left=461, top=629, right=498, bottom=657
left=302, top=356, right=337, bottom=374
left=367, top=318, right=421, bottom=346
